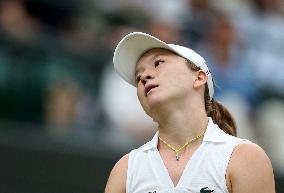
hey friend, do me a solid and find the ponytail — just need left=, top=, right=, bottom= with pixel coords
left=204, top=85, right=237, bottom=136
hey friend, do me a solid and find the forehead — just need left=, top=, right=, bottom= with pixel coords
left=139, top=48, right=176, bottom=61
left=136, top=48, right=177, bottom=68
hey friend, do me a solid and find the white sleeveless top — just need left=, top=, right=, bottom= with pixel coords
left=126, top=118, right=247, bottom=193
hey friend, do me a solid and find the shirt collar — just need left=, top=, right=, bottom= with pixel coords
left=141, top=131, right=159, bottom=151
left=203, top=117, right=229, bottom=142
left=141, top=117, right=229, bottom=152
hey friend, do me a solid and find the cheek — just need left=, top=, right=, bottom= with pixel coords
left=136, top=86, right=143, bottom=98
left=165, top=68, right=193, bottom=87
left=137, top=91, right=152, bottom=115
left=137, top=87, right=145, bottom=105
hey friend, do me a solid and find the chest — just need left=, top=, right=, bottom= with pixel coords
left=127, top=140, right=237, bottom=193
left=159, top=148, right=197, bottom=187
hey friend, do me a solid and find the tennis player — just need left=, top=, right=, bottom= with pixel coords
left=105, top=32, right=275, bottom=193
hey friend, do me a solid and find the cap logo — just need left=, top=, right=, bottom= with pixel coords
left=206, top=70, right=210, bottom=75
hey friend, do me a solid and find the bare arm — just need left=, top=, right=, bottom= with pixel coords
left=105, top=154, right=128, bottom=193
left=227, top=143, right=275, bottom=193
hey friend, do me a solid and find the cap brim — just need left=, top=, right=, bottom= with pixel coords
left=113, top=32, right=173, bottom=86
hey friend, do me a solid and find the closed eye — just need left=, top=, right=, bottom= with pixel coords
left=154, top=59, right=164, bottom=68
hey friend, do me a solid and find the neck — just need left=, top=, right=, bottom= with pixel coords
left=155, top=99, right=208, bottom=147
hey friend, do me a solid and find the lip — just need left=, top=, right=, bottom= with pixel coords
left=145, top=84, right=159, bottom=96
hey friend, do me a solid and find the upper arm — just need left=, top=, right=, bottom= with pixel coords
left=227, top=142, right=275, bottom=193
left=105, top=154, right=129, bottom=193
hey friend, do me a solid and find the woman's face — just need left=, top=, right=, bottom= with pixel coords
left=135, top=48, right=197, bottom=116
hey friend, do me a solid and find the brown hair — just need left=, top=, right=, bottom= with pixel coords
left=187, top=60, right=237, bottom=136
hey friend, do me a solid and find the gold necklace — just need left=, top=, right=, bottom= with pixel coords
left=158, top=130, right=206, bottom=161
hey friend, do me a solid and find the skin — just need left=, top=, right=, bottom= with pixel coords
left=105, top=48, right=275, bottom=193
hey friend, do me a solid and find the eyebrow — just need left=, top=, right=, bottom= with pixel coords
left=134, top=53, right=168, bottom=77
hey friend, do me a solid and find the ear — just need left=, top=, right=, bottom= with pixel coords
left=193, top=70, right=208, bottom=89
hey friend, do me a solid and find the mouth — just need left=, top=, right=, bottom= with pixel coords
left=145, top=84, right=159, bottom=96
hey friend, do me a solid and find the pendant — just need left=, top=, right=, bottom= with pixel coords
left=175, top=153, right=179, bottom=161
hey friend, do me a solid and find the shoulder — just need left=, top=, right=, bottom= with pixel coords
left=111, top=154, right=129, bottom=175
left=227, top=142, right=275, bottom=193
left=229, top=142, right=273, bottom=175
left=105, top=154, right=129, bottom=193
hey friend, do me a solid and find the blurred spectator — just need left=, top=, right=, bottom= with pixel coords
left=198, top=12, right=258, bottom=106
left=132, top=0, right=188, bottom=27
left=58, top=17, right=98, bottom=55
left=23, top=0, right=82, bottom=34
left=45, top=79, right=81, bottom=131
left=181, top=0, right=217, bottom=49
left=0, top=0, right=103, bottom=130
left=97, top=0, right=188, bottom=27
left=44, top=77, right=100, bottom=134
left=0, top=0, right=42, bottom=42
left=234, top=0, right=284, bottom=99
left=146, top=19, right=181, bottom=43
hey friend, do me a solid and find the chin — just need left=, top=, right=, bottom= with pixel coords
left=145, top=94, right=165, bottom=112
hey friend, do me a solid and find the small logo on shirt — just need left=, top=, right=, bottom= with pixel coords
left=200, top=187, right=214, bottom=193
left=148, top=191, right=156, bottom=193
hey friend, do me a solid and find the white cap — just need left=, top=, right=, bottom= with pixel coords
left=113, top=32, right=214, bottom=99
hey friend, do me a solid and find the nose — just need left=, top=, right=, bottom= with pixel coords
left=141, top=73, right=153, bottom=85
